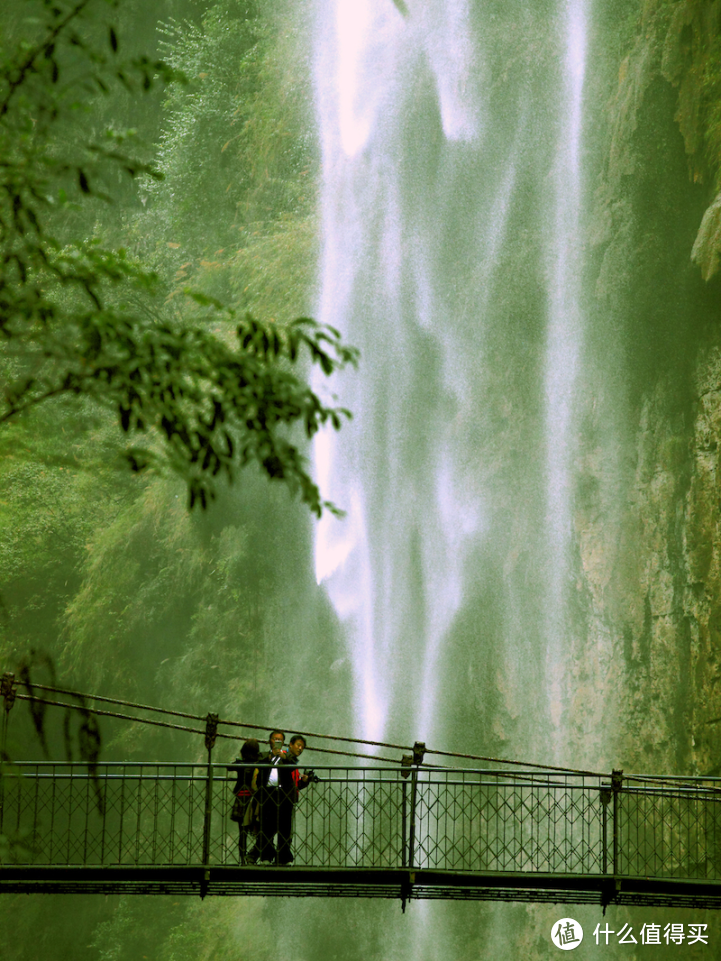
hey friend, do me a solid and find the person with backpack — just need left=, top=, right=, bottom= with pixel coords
left=229, top=737, right=261, bottom=864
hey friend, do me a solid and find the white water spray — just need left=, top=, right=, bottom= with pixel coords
left=314, top=0, right=590, bottom=765
left=544, top=0, right=588, bottom=746
left=314, top=0, right=488, bottom=747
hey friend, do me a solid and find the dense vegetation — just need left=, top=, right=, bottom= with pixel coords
left=0, top=0, right=348, bottom=706
left=0, top=0, right=356, bottom=522
left=0, top=4, right=348, bottom=956
left=5, top=1, right=721, bottom=959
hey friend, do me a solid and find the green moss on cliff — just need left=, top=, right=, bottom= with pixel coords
left=595, top=0, right=721, bottom=278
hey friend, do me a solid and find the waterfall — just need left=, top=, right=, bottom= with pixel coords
left=313, top=0, right=590, bottom=765
left=543, top=0, right=588, bottom=755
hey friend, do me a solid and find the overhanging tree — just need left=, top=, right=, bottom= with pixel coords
left=0, top=0, right=357, bottom=515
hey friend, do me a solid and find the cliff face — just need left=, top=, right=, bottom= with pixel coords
left=580, top=347, right=721, bottom=776
left=567, top=0, right=721, bottom=777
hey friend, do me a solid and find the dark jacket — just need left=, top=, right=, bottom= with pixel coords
left=255, top=752, right=307, bottom=801
left=278, top=753, right=308, bottom=803
left=255, top=752, right=283, bottom=791
left=230, top=759, right=258, bottom=797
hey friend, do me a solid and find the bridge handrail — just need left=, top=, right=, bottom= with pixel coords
left=3, top=761, right=721, bottom=884
left=3, top=760, right=604, bottom=777
left=9, top=762, right=721, bottom=795
left=1, top=776, right=608, bottom=791
left=2, top=762, right=608, bottom=790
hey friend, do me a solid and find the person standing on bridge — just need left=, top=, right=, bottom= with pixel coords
left=247, top=729, right=286, bottom=864
left=276, top=735, right=311, bottom=865
left=229, top=737, right=261, bottom=864
left=248, top=731, right=311, bottom=865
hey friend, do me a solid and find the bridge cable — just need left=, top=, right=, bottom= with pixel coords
left=11, top=692, right=406, bottom=765
left=14, top=682, right=413, bottom=753
left=12, top=680, right=616, bottom=779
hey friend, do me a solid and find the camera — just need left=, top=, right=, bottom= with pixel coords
left=304, top=769, right=321, bottom=783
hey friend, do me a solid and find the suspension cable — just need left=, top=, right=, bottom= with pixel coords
left=13, top=681, right=719, bottom=787
left=14, top=683, right=222, bottom=725
left=16, top=682, right=414, bottom=753
left=12, top=694, right=213, bottom=739
left=10, top=692, right=405, bottom=763
left=423, top=747, right=604, bottom=778
left=622, top=771, right=721, bottom=791
left=11, top=678, right=607, bottom=776
left=8, top=693, right=569, bottom=782
left=216, top=716, right=412, bottom=754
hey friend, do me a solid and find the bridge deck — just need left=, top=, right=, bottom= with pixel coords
left=4, top=866, right=721, bottom=908
left=2, top=763, right=721, bottom=907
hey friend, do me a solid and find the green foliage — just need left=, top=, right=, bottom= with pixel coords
left=59, top=476, right=243, bottom=700
left=143, top=1, right=285, bottom=253
left=0, top=892, right=111, bottom=961
left=5, top=275, right=357, bottom=513
left=229, top=214, right=318, bottom=322
left=0, top=1, right=346, bottom=955
left=0, top=0, right=342, bottom=722
left=0, top=401, right=131, bottom=675
left=87, top=898, right=272, bottom=961
left=0, top=0, right=357, bottom=515
left=135, top=0, right=320, bottom=324
left=700, top=32, right=721, bottom=192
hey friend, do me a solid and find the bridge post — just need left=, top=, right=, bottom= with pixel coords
left=1, top=672, right=16, bottom=757
left=401, top=755, right=411, bottom=868
left=201, top=713, right=219, bottom=886
left=611, top=769, right=623, bottom=877
left=406, top=742, right=425, bottom=872
left=408, top=768, right=418, bottom=870
left=0, top=672, right=13, bottom=832
left=600, top=782, right=610, bottom=874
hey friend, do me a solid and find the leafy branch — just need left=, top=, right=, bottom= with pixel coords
left=0, top=0, right=358, bottom=515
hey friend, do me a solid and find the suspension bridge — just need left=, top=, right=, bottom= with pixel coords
left=2, top=675, right=721, bottom=908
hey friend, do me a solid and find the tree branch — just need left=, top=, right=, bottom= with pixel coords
left=0, top=0, right=94, bottom=118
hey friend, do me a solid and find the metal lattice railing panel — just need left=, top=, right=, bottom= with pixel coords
left=0, top=765, right=208, bottom=866
left=291, top=774, right=405, bottom=868
left=617, top=787, right=721, bottom=879
left=410, top=773, right=604, bottom=874
left=3, top=763, right=721, bottom=884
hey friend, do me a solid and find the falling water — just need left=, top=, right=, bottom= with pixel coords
left=543, top=0, right=588, bottom=756
left=314, top=0, right=590, bottom=777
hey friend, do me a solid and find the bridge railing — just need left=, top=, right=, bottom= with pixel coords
left=2, top=763, right=721, bottom=880
left=617, top=778, right=721, bottom=880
